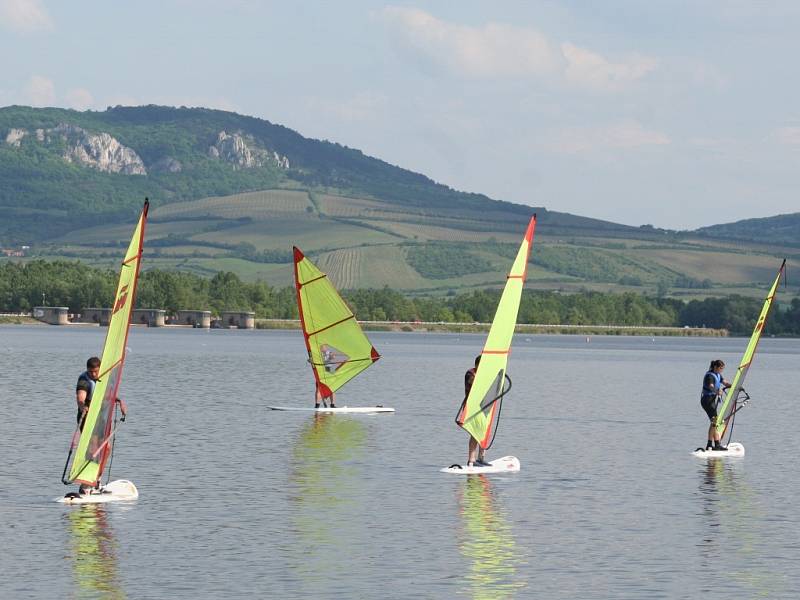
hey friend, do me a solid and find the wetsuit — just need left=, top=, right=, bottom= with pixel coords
left=700, top=370, right=722, bottom=421
left=464, top=367, right=476, bottom=398
left=75, top=371, right=95, bottom=430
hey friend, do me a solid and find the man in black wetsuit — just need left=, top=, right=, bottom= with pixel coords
left=74, top=356, right=126, bottom=494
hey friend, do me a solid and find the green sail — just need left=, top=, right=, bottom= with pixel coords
left=715, top=259, right=785, bottom=436
left=293, top=247, right=380, bottom=397
left=67, top=200, right=148, bottom=485
left=457, top=216, right=536, bottom=448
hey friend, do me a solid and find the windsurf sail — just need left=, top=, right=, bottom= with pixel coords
left=293, top=246, right=380, bottom=398
left=715, top=259, right=786, bottom=440
left=456, top=216, right=536, bottom=449
left=63, top=199, right=149, bottom=486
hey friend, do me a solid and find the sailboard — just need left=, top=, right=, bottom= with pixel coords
left=58, top=479, right=139, bottom=504
left=691, top=443, right=745, bottom=459
left=60, top=199, right=149, bottom=501
left=693, top=259, right=786, bottom=457
left=292, top=246, right=385, bottom=410
left=441, top=455, right=521, bottom=474
left=449, top=216, right=536, bottom=471
left=267, top=405, right=394, bottom=413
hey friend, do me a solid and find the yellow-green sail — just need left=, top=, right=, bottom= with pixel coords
left=65, top=200, right=149, bottom=485
left=457, top=216, right=536, bottom=448
left=715, top=259, right=785, bottom=436
left=293, top=246, right=380, bottom=397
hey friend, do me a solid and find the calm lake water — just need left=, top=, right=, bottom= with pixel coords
left=1, top=325, right=799, bottom=599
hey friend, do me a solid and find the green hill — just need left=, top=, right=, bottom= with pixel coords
left=0, top=104, right=637, bottom=244
left=1, top=105, right=798, bottom=298
left=695, top=213, right=800, bottom=247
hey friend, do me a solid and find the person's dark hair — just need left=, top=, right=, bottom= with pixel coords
left=87, top=356, right=101, bottom=369
left=709, top=359, right=725, bottom=371
left=474, top=355, right=481, bottom=367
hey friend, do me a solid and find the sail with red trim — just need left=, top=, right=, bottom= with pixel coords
left=64, top=199, right=149, bottom=486
left=293, top=247, right=380, bottom=398
left=457, top=216, right=536, bottom=449
left=715, top=259, right=786, bottom=439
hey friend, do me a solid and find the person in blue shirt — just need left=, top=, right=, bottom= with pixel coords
left=700, top=359, right=731, bottom=451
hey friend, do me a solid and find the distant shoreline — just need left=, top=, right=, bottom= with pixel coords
left=0, top=314, right=728, bottom=336
left=254, top=319, right=728, bottom=337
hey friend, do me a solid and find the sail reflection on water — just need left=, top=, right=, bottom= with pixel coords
left=458, top=475, right=526, bottom=599
left=64, top=505, right=125, bottom=599
left=697, top=460, right=781, bottom=596
left=288, top=414, right=367, bottom=587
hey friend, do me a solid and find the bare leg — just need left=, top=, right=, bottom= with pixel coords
left=468, top=437, right=479, bottom=465
left=707, top=421, right=723, bottom=443
left=329, top=392, right=336, bottom=408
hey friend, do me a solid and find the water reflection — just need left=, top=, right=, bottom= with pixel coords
left=697, top=460, right=779, bottom=596
left=288, top=414, right=366, bottom=589
left=64, top=505, right=125, bottom=599
left=458, top=475, right=526, bottom=599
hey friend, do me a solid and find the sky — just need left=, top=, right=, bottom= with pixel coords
left=2, top=0, right=800, bottom=230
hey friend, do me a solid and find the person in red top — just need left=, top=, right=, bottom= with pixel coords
left=464, top=355, right=490, bottom=468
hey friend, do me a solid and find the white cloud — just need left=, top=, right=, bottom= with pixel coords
left=381, top=7, right=656, bottom=91
left=24, top=75, right=55, bottom=106
left=772, top=126, right=800, bottom=145
left=65, top=88, right=94, bottom=111
left=381, top=6, right=560, bottom=78
left=561, top=43, right=656, bottom=91
left=547, top=120, right=670, bottom=154
left=0, top=0, right=52, bottom=33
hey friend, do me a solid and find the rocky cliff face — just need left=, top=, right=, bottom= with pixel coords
left=208, top=130, right=290, bottom=170
left=150, top=156, right=183, bottom=173
left=4, top=123, right=290, bottom=176
left=5, top=128, right=26, bottom=146
left=4, top=123, right=147, bottom=175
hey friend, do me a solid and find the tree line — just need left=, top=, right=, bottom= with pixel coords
left=1, top=260, right=799, bottom=335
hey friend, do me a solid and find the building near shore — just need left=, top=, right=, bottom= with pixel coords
left=32, top=306, right=69, bottom=325
left=79, top=308, right=112, bottom=326
left=220, top=311, right=255, bottom=329
left=132, top=309, right=166, bottom=327
left=174, top=310, right=212, bottom=328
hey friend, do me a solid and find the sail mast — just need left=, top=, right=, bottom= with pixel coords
left=457, top=216, right=536, bottom=449
left=293, top=246, right=380, bottom=397
left=65, top=199, right=149, bottom=485
left=715, top=259, right=786, bottom=438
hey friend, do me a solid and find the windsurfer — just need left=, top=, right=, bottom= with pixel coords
left=76, top=357, right=101, bottom=431
left=74, top=356, right=127, bottom=494
left=314, top=346, right=337, bottom=409
left=700, top=359, right=731, bottom=451
left=464, top=356, right=490, bottom=467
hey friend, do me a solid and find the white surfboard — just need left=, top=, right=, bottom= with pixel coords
left=57, top=479, right=139, bottom=504
left=691, top=442, right=745, bottom=458
left=440, top=455, right=521, bottom=474
left=267, top=405, right=395, bottom=414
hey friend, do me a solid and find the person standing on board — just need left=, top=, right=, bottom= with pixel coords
left=75, top=356, right=127, bottom=494
left=314, top=346, right=337, bottom=409
left=700, top=359, right=731, bottom=451
left=464, top=355, right=490, bottom=467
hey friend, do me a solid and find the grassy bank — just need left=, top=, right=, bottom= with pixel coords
left=255, top=319, right=727, bottom=337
